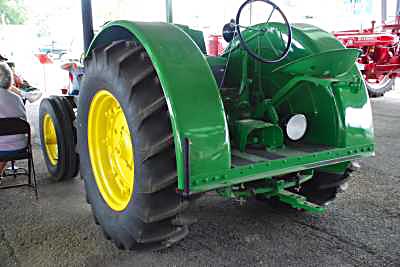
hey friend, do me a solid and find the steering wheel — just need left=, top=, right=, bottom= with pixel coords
left=236, top=0, right=293, bottom=64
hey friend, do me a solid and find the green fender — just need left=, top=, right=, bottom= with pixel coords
left=86, top=21, right=231, bottom=190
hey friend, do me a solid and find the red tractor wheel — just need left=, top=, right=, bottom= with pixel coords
left=365, top=74, right=395, bottom=97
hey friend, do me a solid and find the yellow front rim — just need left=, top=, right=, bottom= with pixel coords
left=43, top=113, right=58, bottom=166
left=88, top=90, right=135, bottom=211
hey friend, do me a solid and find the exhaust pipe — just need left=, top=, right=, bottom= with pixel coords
left=166, top=0, right=173, bottom=23
left=81, top=0, right=94, bottom=53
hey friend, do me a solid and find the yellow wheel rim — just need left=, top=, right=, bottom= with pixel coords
left=88, top=90, right=134, bottom=211
left=43, top=113, right=58, bottom=166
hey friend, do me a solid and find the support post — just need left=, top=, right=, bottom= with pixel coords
left=382, top=0, right=387, bottom=23
left=183, top=138, right=191, bottom=197
left=81, top=0, right=94, bottom=53
left=166, top=0, right=173, bottom=23
left=397, top=0, right=400, bottom=24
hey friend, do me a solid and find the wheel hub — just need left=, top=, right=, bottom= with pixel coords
left=43, top=113, right=58, bottom=166
left=88, top=90, right=134, bottom=211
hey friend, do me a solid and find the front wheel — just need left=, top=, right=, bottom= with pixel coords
left=296, top=170, right=350, bottom=206
left=78, top=40, right=190, bottom=249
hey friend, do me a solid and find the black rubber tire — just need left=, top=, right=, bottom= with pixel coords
left=78, top=40, right=190, bottom=250
left=297, top=169, right=351, bottom=206
left=366, top=76, right=395, bottom=97
left=39, top=96, right=79, bottom=181
left=52, top=96, right=80, bottom=178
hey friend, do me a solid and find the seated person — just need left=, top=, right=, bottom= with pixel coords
left=0, top=62, right=28, bottom=176
left=0, top=54, right=42, bottom=103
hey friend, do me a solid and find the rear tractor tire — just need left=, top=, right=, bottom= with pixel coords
left=39, top=96, right=79, bottom=181
left=78, top=40, right=190, bottom=249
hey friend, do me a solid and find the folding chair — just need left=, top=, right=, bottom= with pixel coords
left=0, top=118, right=38, bottom=199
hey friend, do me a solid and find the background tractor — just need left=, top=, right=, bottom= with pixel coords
left=38, top=0, right=375, bottom=249
left=334, top=0, right=400, bottom=97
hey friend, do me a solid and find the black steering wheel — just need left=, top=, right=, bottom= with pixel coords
left=235, top=0, right=293, bottom=64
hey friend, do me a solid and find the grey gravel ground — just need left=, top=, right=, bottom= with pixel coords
left=0, top=90, right=399, bottom=267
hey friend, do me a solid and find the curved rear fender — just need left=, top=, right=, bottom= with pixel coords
left=86, top=21, right=231, bottom=190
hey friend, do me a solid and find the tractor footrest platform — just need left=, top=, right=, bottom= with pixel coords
left=231, top=143, right=333, bottom=167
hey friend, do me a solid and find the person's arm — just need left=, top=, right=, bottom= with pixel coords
left=13, top=73, right=24, bottom=88
left=9, top=85, right=22, bottom=97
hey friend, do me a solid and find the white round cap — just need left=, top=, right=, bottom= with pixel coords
left=286, top=114, right=307, bottom=141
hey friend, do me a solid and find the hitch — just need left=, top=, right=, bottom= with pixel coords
left=274, top=190, right=325, bottom=213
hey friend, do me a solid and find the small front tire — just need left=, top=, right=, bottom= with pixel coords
left=39, top=96, right=79, bottom=181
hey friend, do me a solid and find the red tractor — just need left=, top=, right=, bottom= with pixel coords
left=334, top=15, right=400, bottom=97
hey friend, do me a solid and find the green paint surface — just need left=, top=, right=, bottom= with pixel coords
left=86, top=21, right=374, bottom=194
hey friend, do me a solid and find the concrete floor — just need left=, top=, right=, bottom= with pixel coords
left=0, top=91, right=399, bottom=267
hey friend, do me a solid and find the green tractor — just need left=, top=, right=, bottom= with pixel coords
left=39, top=0, right=374, bottom=249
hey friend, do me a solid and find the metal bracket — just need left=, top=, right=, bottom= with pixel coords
left=179, top=137, right=192, bottom=198
left=275, top=190, right=325, bottom=213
